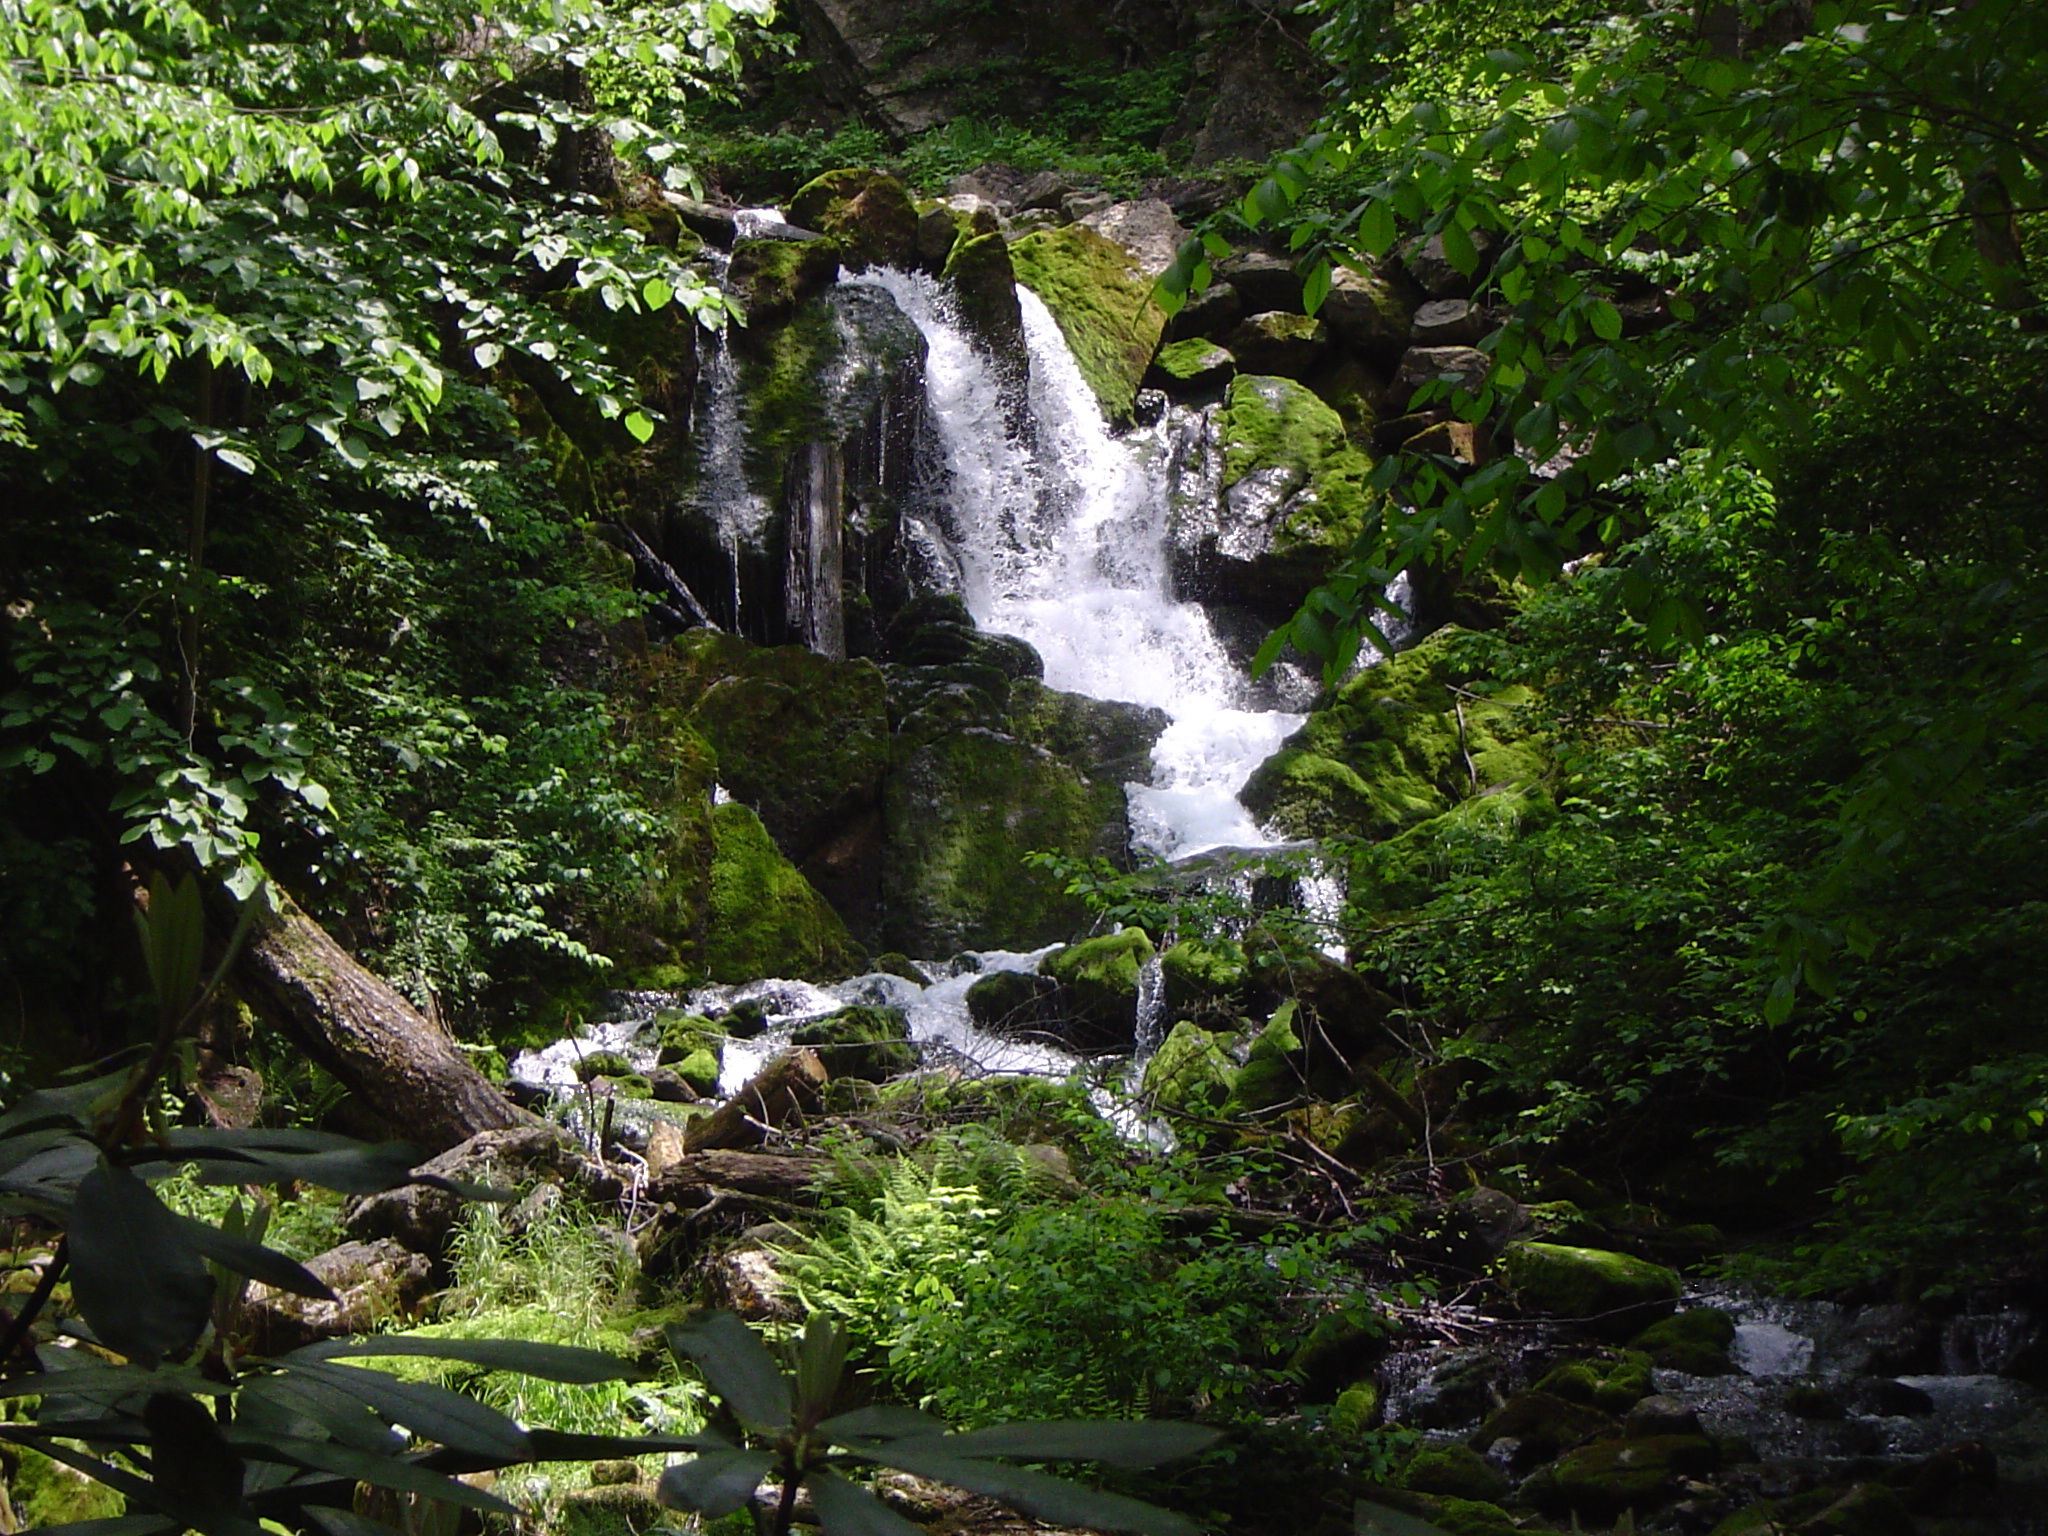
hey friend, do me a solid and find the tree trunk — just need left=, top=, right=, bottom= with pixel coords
left=230, top=891, right=528, bottom=1154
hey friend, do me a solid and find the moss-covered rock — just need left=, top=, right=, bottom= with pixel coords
left=1501, top=1243, right=1681, bottom=1336
left=1522, top=1435, right=1721, bottom=1521
left=1148, top=338, right=1236, bottom=393
left=1007, top=681, right=1168, bottom=784
left=787, top=168, right=920, bottom=270
left=1472, top=1389, right=1618, bottom=1463
left=727, top=236, right=840, bottom=323
left=1433, top=1499, right=1521, bottom=1536
left=1227, top=999, right=1303, bottom=1112
left=702, top=802, right=866, bottom=983
left=1142, top=1020, right=1236, bottom=1116
left=1009, top=222, right=1167, bottom=422
left=879, top=727, right=1109, bottom=956
left=1331, top=1379, right=1382, bottom=1439
left=662, top=632, right=890, bottom=860
left=1240, top=626, right=1546, bottom=844
left=1042, top=927, right=1155, bottom=1041
left=790, top=1004, right=917, bottom=1081
left=1630, top=1307, right=1738, bottom=1375
left=1804, top=1483, right=1916, bottom=1536
left=943, top=229, right=1025, bottom=360
left=1535, top=1351, right=1657, bottom=1413
left=1160, top=938, right=1250, bottom=1014
left=1226, top=311, right=1328, bottom=378
left=1289, top=1315, right=1384, bottom=1400
left=1398, top=1443, right=1511, bottom=1502
left=573, top=1050, right=636, bottom=1083
left=1322, top=263, right=1416, bottom=359
left=965, top=968, right=1060, bottom=1033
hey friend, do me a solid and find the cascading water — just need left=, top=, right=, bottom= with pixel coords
left=855, top=267, right=1321, bottom=861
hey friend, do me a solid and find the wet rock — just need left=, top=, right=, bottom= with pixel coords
left=1042, top=927, right=1156, bottom=1047
left=1006, top=680, right=1168, bottom=785
left=1393, top=345, right=1491, bottom=406
left=916, top=204, right=960, bottom=269
left=1426, top=1186, right=1529, bottom=1270
left=343, top=1125, right=592, bottom=1260
left=1632, top=1307, right=1738, bottom=1374
left=1008, top=222, right=1167, bottom=421
left=1627, top=1394, right=1706, bottom=1439
left=1400, top=1346, right=1504, bottom=1430
left=1523, top=1434, right=1720, bottom=1520
left=1804, top=1482, right=1916, bottom=1536
left=787, top=168, right=920, bottom=270
left=964, top=969, right=1059, bottom=1034
left=1785, top=1383, right=1849, bottom=1420
left=1143, top=1021, right=1237, bottom=1117
left=942, top=229, right=1026, bottom=361
left=1226, top=311, right=1328, bottom=378
left=1843, top=1303, right=1942, bottom=1376
left=648, top=1067, right=697, bottom=1103
left=704, top=802, right=867, bottom=984
left=1535, top=1351, right=1655, bottom=1413
left=789, top=1004, right=917, bottom=1082
left=1874, top=1379, right=1936, bottom=1417
left=1501, top=1242, right=1681, bottom=1337
left=1148, top=338, right=1236, bottom=394
left=1398, top=1443, right=1510, bottom=1502
left=240, top=1238, right=435, bottom=1353
left=727, top=236, right=840, bottom=324
left=1473, top=1389, right=1618, bottom=1465
left=1321, top=264, right=1415, bottom=361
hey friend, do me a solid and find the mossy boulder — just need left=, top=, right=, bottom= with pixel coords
left=1177, top=374, right=1377, bottom=619
left=965, top=968, right=1060, bottom=1033
left=879, top=727, right=1112, bottom=956
left=787, top=168, right=920, bottom=270
left=1148, top=338, right=1236, bottom=393
left=1631, top=1307, right=1738, bottom=1375
left=1472, top=1389, right=1618, bottom=1464
left=1398, top=1443, right=1511, bottom=1502
left=1042, top=927, right=1155, bottom=1043
left=1330, top=1380, right=1382, bottom=1440
left=790, top=1004, right=917, bottom=1082
left=1240, top=626, right=1546, bottom=844
left=1007, top=681, right=1168, bottom=784
left=1322, top=263, right=1416, bottom=359
left=1142, top=1020, right=1236, bottom=1116
left=943, top=229, right=1025, bottom=360
left=1522, top=1435, right=1721, bottom=1521
left=702, top=802, right=866, bottom=983
left=1535, top=1351, right=1657, bottom=1413
left=1289, top=1316, right=1384, bottom=1401
left=1226, top=311, right=1329, bottom=378
left=1160, top=938, right=1250, bottom=1014
left=1433, top=1500, right=1521, bottom=1536
left=573, top=1050, right=636, bottom=1083
left=1009, top=222, right=1167, bottom=422
left=662, top=633, right=890, bottom=861
left=1501, top=1242, right=1682, bottom=1337
left=1227, top=999, right=1302, bottom=1112
left=727, top=236, right=840, bottom=323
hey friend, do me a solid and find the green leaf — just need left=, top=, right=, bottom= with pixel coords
left=234, top=1437, right=517, bottom=1515
left=665, top=1312, right=792, bottom=1432
left=642, top=277, right=674, bottom=310
left=861, top=1446, right=1199, bottom=1536
left=524, top=1429, right=733, bottom=1461
left=28, top=1520, right=179, bottom=1535
left=794, top=1311, right=849, bottom=1418
left=897, top=1421, right=1221, bottom=1470
left=1358, top=200, right=1396, bottom=257
left=292, top=1336, right=645, bottom=1383
left=136, top=872, right=203, bottom=1022
left=819, top=1406, right=949, bottom=1443
left=69, top=1162, right=215, bottom=1368
left=1588, top=299, right=1623, bottom=341
left=623, top=410, right=655, bottom=444
left=808, top=1469, right=923, bottom=1536
left=179, top=1217, right=333, bottom=1299
left=286, top=1362, right=531, bottom=1460
left=656, top=1450, right=777, bottom=1518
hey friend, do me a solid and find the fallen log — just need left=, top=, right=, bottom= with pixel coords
left=681, top=1049, right=827, bottom=1153
left=645, top=1150, right=831, bottom=1206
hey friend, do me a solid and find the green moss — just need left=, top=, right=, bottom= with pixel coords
left=702, top=802, right=865, bottom=983
left=573, top=1050, right=636, bottom=1082
left=727, top=237, right=839, bottom=323
left=1160, top=938, right=1249, bottom=1011
left=1398, top=1443, right=1511, bottom=1502
left=1331, top=1380, right=1382, bottom=1439
left=1501, top=1242, right=1682, bottom=1336
left=1434, top=1499, right=1522, bottom=1536
left=790, top=1004, right=917, bottom=1082
left=1535, top=1351, right=1655, bottom=1413
left=1240, top=627, right=1547, bottom=844
left=1630, top=1307, right=1738, bottom=1375
left=1473, top=1389, right=1618, bottom=1461
left=1217, top=373, right=1376, bottom=549
left=1227, top=1000, right=1302, bottom=1112
left=879, top=726, right=1113, bottom=956
left=12, top=1447, right=127, bottom=1526
left=787, top=168, right=919, bottom=269
left=662, top=632, right=889, bottom=857
left=1009, top=222, right=1167, bottom=422
left=1042, top=927, right=1155, bottom=1032
left=667, top=1046, right=721, bottom=1094
left=942, top=230, right=1024, bottom=356
left=1142, top=1020, right=1235, bottom=1116
left=1522, top=1435, right=1720, bottom=1520
left=1151, top=338, right=1235, bottom=389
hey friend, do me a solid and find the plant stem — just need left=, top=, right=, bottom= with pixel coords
left=0, top=1238, right=69, bottom=1363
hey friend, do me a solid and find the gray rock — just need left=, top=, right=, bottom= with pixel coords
left=1062, top=190, right=1115, bottom=222
left=660, top=193, right=737, bottom=248
left=1393, top=345, right=1491, bottom=406
left=1080, top=199, right=1187, bottom=278
left=239, top=1238, right=435, bottom=1354
left=916, top=205, right=959, bottom=269
left=1413, top=298, right=1483, bottom=346
left=1225, top=311, right=1327, bottom=378
left=1016, top=170, right=1072, bottom=212
left=1400, top=229, right=1499, bottom=299
left=1218, top=249, right=1301, bottom=314
left=1625, top=1394, right=1704, bottom=1439
left=1320, top=264, right=1414, bottom=359
left=343, top=1124, right=595, bottom=1260
left=1165, top=280, right=1244, bottom=343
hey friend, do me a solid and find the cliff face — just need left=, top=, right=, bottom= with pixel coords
left=780, top=0, right=1325, bottom=165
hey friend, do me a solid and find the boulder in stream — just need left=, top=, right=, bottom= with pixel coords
left=1041, top=927, right=1154, bottom=1046
left=1008, top=221, right=1167, bottom=422
left=1502, top=1241, right=1683, bottom=1337
left=787, top=168, right=920, bottom=271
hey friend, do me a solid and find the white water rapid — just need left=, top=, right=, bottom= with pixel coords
left=856, top=268, right=1308, bottom=862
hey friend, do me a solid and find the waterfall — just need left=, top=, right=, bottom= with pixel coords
left=853, top=267, right=1313, bottom=862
